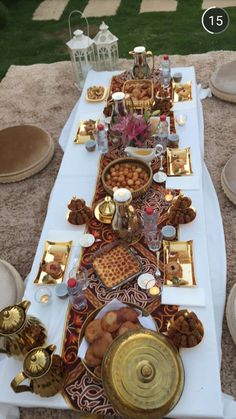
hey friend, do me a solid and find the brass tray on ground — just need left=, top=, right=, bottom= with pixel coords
left=163, top=240, right=196, bottom=287
left=102, top=157, right=153, bottom=199
left=166, top=147, right=193, bottom=176
left=172, top=81, right=192, bottom=102
left=74, top=120, right=97, bottom=144
left=92, top=242, right=142, bottom=290
left=78, top=303, right=154, bottom=381
left=34, top=240, right=72, bottom=285
left=102, top=329, right=185, bottom=419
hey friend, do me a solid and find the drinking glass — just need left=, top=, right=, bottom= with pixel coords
left=146, top=278, right=162, bottom=300
left=35, top=287, right=52, bottom=305
left=68, top=267, right=88, bottom=291
left=146, top=229, right=162, bottom=252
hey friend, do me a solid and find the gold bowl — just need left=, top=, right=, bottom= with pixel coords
left=102, top=157, right=153, bottom=199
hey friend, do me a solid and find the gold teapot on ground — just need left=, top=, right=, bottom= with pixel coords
left=0, top=300, right=47, bottom=359
left=11, top=344, right=66, bottom=397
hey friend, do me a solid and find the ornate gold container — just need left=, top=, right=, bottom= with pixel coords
left=102, top=329, right=184, bottom=418
left=0, top=301, right=47, bottom=359
left=11, top=344, right=66, bottom=397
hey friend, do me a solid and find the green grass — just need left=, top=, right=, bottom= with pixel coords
left=0, top=0, right=236, bottom=80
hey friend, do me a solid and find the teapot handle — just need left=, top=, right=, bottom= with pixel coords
left=11, top=372, right=33, bottom=394
left=146, top=51, right=154, bottom=73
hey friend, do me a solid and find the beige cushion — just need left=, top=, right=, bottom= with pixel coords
left=226, top=283, right=236, bottom=346
left=221, top=154, right=236, bottom=204
left=0, top=259, right=24, bottom=304
left=0, top=125, right=54, bottom=183
left=0, top=261, right=17, bottom=310
left=210, top=60, right=236, bottom=103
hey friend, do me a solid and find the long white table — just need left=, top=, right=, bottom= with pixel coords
left=0, top=68, right=225, bottom=419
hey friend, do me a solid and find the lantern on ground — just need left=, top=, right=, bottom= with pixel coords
left=66, top=11, right=96, bottom=90
left=93, top=21, right=119, bottom=71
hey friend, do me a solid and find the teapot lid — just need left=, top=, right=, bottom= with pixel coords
left=134, top=46, right=146, bottom=54
left=102, top=329, right=184, bottom=419
left=23, top=347, right=52, bottom=378
left=0, top=305, right=25, bottom=335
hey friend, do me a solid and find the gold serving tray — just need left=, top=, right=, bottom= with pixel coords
left=163, top=240, right=196, bottom=287
left=79, top=303, right=152, bottom=381
left=74, top=120, right=97, bottom=144
left=86, top=86, right=107, bottom=103
left=166, top=147, right=193, bottom=176
left=173, top=81, right=192, bottom=102
left=34, top=240, right=72, bottom=285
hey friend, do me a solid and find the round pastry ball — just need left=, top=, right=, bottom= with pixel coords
left=85, top=346, right=101, bottom=367
left=85, top=319, right=104, bottom=343
left=117, top=321, right=140, bottom=336
left=92, top=332, right=113, bottom=359
left=101, top=310, right=121, bottom=332
left=118, top=307, right=139, bottom=323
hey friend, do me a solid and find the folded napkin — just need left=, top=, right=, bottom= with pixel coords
left=197, top=83, right=212, bottom=100
left=162, top=286, right=205, bottom=307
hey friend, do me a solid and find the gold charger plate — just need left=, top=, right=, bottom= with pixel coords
left=78, top=303, right=156, bottom=381
left=166, top=147, right=193, bottom=176
left=102, top=329, right=184, bottom=419
left=74, top=120, right=97, bottom=144
left=34, top=240, right=72, bottom=285
left=163, top=240, right=196, bottom=287
left=173, top=81, right=192, bottom=102
left=86, top=86, right=107, bottom=103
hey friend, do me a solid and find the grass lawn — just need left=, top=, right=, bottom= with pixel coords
left=0, top=0, right=236, bottom=80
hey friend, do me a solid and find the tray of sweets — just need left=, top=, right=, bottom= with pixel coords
left=173, top=81, right=192, bottom=102
left=163, top=240, right=196, bottom=287
left=74, top=120, right=97, bottom=144
left=34, top=240, right=72, bottom=285
left=166, top=147, right=193, bottom=176
left=86, top=85, right=107, bottom=102
left=91, top=241, right=142, bottom=290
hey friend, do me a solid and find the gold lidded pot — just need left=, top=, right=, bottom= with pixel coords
left=0, top=300, right=47, bottom=359
left=94, top=195, right=115, bottom=224
left=102, top=329, right=184, bottom=419
left=11, top=344, right=66, bottom=397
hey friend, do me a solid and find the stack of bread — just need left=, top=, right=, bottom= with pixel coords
left=84, top=307, right=142, bottom=378
left=67, top=197, right=93, bottom=226
left=168, top=195, right=196, bottom=225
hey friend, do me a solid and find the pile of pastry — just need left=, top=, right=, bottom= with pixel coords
left=67, top=197, right=93, bottom=226
left=169, top=195, right=196, bottom=225
left=87, top=85, right=105, bottom=100
left=167, top=309, right=204, bottom=348
left=84, top=307, right=141, bottom=378
left=105, top=162, right=149, bottom=191
left=123, top=80, right=152, bottom=101
left=41, top=246, right=67, bottom=283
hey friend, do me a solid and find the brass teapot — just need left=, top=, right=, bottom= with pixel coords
left=129, top=46, right=154, bottom=79
left=0, top=300, right=47, bottom=359
left=11, top=344, right=66, bottom=397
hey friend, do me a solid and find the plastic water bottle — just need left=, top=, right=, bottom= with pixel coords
left=96, top=123, right=108, bottom=153
left=67, top=278, right=87, bottom=310
left=157, top=115, right=168, bottom=149
left=143, top=207, right=160, bottom=251
left=161, top=54, right=171, bottom=87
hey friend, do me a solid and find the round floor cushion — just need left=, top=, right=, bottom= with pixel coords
left=0, top=125, right=54, bottom=183
left=226, top=283, right=236, bottom=346
left=210, top=60, right=236, bottom=103
left=221, top=154, right=236, bottom=204
left=0, top=260, right=24, bottom=311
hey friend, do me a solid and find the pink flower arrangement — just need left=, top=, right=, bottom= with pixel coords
left=112, top=113, right=151, bottom=147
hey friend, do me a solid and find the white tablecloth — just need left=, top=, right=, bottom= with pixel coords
left=0, top=68, right=233, bottom=418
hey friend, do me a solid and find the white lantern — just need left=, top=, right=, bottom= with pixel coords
left=93, top=21, right=119, bottom=71
left=66, top=11, right=96, bottom=90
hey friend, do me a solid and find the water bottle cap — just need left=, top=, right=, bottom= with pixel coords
left=67, top=278, right=77, bottom=288
left=163, top=54, right=169, bottom=60
left=145, top=207, right=154, bottom=215
left=97, top=123, right=104, bottom=131
left=160, top=115, right=166, bottom=121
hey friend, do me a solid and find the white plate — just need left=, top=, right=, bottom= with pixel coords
left=137, top=273, right=155, bottom=290
left=78, top=234, right=95, bottom=248
left=153, top=171, right=167, bottom=183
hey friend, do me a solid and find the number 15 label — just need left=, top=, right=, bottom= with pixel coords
left=202, top=7, right=230, bottom=34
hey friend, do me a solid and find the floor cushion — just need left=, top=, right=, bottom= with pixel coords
left=0, top=125, right=54, bottom=183
left=221, top=154, right=236, bottom=204
left=210, top=60, right=236, bottom=103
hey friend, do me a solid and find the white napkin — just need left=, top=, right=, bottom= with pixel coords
left=197, top=83, right=212, bottom=100
left=222, top=393, right=236, bottom=419
left=0, top=404, right=19, bottom=419
left=162, top=286, right=205, bottom=307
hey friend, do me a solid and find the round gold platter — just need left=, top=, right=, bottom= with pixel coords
left=78, top=303, right=155, bottom=381
left=102, top=157, right=153, bottom=199
left=102, top=329, right=184, bottom=419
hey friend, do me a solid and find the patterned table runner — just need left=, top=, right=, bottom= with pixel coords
left=61, top=135, right=180, bottom=415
